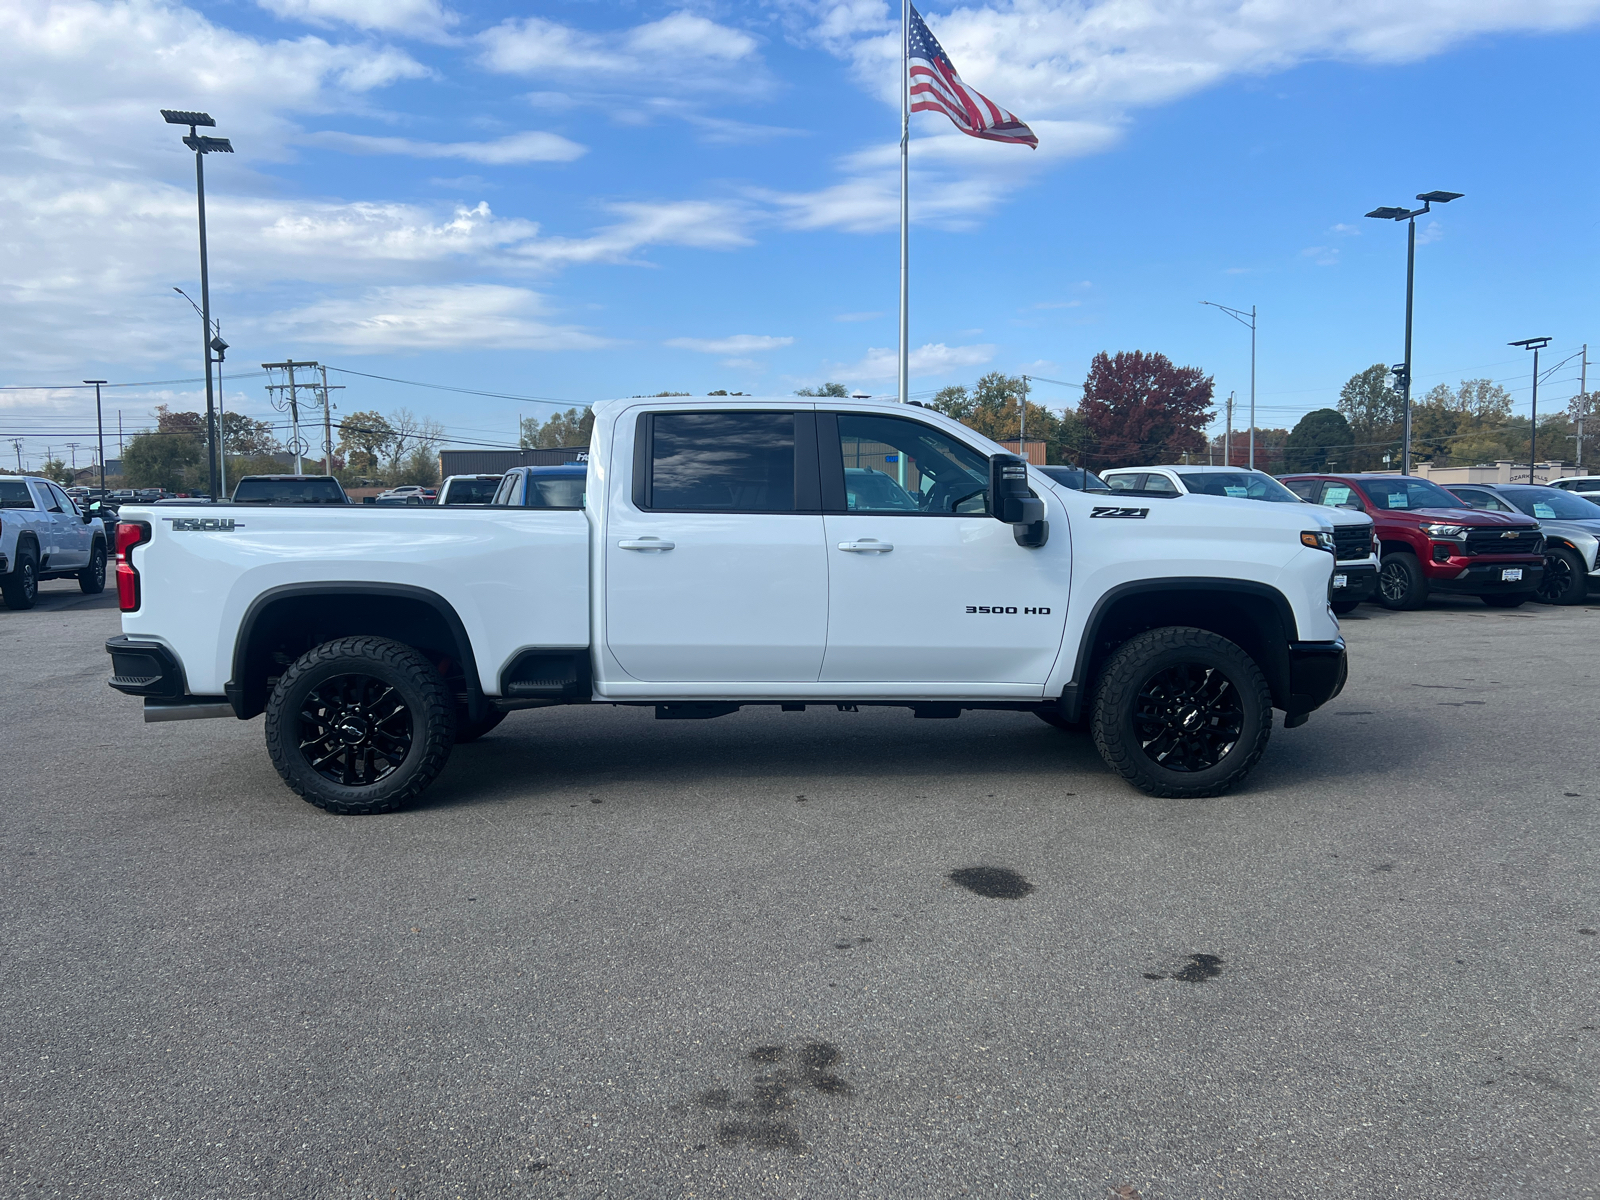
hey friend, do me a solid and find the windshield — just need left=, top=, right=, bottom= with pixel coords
left=443, top=478, right=501, bottom=504
left=1038, top=466, right=1108, bottom=490
left=1360, top=478, right=1462, bottom=511
left=232, top=478, right=347, bottom=505
left=1175, top=471, right=1301, bottom=503
left=1500, top=486, right=1600, bottom=520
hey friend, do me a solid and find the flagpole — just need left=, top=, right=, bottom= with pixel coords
left=898, top=0, right=909, bottom=405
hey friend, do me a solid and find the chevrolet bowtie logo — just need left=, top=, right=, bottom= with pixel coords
left=1501, top=531, right=1521, bottom=538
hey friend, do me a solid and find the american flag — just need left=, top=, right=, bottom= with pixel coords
left=908, top=3, right=1036, bottom=149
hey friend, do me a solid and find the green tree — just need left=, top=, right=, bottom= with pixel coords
left=1337, top=365, right=1403, bottom=469
left=520, top=407, right=593, bottom=449
left=40, top=458, right=72, bottom=485
left=220, top=412, right=280, bottom=458
left=795, top=382, right=849, bottom=397
left=338, top=410, right=395, bottom=476
left=1283, top=409, right=1352, bottom=472
left=122, top=430, right=202, bottom=491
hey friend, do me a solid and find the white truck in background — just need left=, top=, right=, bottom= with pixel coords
left=105, top=396, right=1347, bottom=814
left=1, top=477, right=107, bottom=609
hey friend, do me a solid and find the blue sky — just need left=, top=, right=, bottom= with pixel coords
left=2, top=0, right=1597, bottom=466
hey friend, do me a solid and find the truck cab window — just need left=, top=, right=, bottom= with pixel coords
left=646, top=411, right=796, bottom=512
left=0, top=481, right=36, bottom=508
left=834, top=414, right=988, bottom=515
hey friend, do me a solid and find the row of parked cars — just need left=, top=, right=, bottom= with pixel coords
left=1092, top=464, right=1599, bottom=610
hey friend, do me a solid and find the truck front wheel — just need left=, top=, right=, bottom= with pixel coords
left=1377, top=552, right=1428, bottom=610
left=1091, top=627, right=1272, bottom=799
left=265, top=636, right=456, bottom=815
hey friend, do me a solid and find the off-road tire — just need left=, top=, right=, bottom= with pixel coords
left=265, top=636, right=455, bottom=815
left=1091, top=626, right=1272, bottom=799
left=1330, top=599, right=1361, bottom=615
left=454, top=708, right=507, bottom=743
left=2, top=549, right=39, bottom=610
left=1535, top=546, right=1586, bottom=606
left=1481, top=593, right=1530, bottom=609
left=78, top=541, right=106, bottom=594
left=1377, top=552, right=1428, bottom=611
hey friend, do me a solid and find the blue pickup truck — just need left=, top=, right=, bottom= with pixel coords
left=1, top=477, right=108, bottom=609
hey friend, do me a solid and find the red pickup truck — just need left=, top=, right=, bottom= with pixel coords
left=1279, top=473, right=1544, bottom=609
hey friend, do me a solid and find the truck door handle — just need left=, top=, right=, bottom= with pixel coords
left=838, top=540, right=893, bottom=553
left=619, top=538, right=674, bottom=551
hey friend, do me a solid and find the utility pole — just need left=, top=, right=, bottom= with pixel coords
left=263, top=360, right=319, bottom=474
left=118, top=411, right=124, bottom=457
left=1019, top=375, right=1028, bottom=462
left=318, top=365, right=344, bottom=475
left=1511, top=337, right=1552, bottom=484
left=11, top=440, right=24, bottom=472
left=1580, top=344, right=1590, bottom=469
left=1224, top=391, right=1234, bottom=466
left=86, top=381, right=107, bottom=496
left=66, top=443, right=80, bottom=470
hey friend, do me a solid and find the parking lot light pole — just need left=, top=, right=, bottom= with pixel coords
left=161, top=109, right=233, bottom=501
left=1510, top=337, right=1552, bottom=484
left=84, top=381, right=107, bottom=496
left=1365, top=190, right=1464, bottom=475
left=1200, top=302, right=1256, bottom=469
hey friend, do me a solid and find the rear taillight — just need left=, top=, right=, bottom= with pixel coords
left=116, top=521, right=151, bottom=612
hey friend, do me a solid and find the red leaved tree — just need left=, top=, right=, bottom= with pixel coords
left=1078, top=351, right=1214, bottom=468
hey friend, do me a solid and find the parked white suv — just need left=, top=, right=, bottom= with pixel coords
left=1, top=477, right=107, bottom=609
left=1101, top=466, right=1380, bottom=614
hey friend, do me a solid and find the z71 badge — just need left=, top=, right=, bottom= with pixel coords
left=1090, top=506, right=1149, bottom=519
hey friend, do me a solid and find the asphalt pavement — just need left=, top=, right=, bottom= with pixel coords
left=2, top=581, right=1597, bottom=1199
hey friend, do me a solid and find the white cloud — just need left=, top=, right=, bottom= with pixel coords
left=834, top=311, right=882, bottom=322
left=508, top=201, right=753, bottom=269
left=256, top=0, right=457, bottom=38
left=1415, top=220, right=1445, bottom=245
left=264, top=284, right=607, bottom=351
left=832, top=342, right=996, bottom=381
left=309, top=130, right=587, bottom=164
left=1301, top=246, right=1340, bottom=266
left=1330, top=223, right=1362, bottom=236
left=665, top=334, right=795, bottom=355
left=478, top=11, right=762, bottom=92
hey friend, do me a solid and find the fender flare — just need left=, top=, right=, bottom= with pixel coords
left=227, top=581, right=485, bottom=721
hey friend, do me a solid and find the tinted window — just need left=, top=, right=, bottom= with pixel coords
left=442, top=477, right=501, bottom=505
left=43, top=485, right=66, bottom=512
left=1176, top=471, right=1300, bottom=502
left=0, top=481, right=35, bottom=508
left=1281, top=478, right=1320, bottom=501
left=835, top=414, right=989, bottom=514
left=523, top=473, right=586, bottom=508
left=491, top=474, right=520, bottom=505
left=232, top=478, right=347, bottom=504
left=1359, top=478, right=1461, bottom=511
left=648, top=412, right=795, bottom=512
left=1038, top=466, right=1107, bottom=490
left=1449, top=488, right=1514, bottom=513
left=1500, top=486, right=1600, bottom=520
left=1108, top=473, right=1179, bottom=496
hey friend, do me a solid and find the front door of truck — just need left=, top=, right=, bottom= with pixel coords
left=46, top=483, right=91, bottom=567
left=604, top=408, right=828, bottom=683
left=818, top=412, right=1071, bottom=686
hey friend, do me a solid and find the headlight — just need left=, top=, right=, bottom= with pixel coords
left=1422, top=523, right=1466, bottom=537
left=1300, top=530, right=1335, bottom=553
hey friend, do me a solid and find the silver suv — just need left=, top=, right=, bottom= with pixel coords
left=1445, top=482, right=1600, bottom=605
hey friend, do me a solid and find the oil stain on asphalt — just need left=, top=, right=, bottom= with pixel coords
left=948, top=866, right=1034, bottom=899
left=1145, top=954, right=1225, bottom=982
left=696, top=1041, right=853, bottom=1153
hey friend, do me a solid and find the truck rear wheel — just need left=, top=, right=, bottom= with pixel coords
left=1091, top=627, right=1272, bottom=799
left=1377, top=552, right=1428, bottom=610
left=78, top=541, right=106, bottom=594
left=265, top=636, right=456, bottom=815
left=2, top=549, right=39, bottom=610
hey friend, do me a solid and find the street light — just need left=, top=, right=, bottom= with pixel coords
left=173, top=287, right=230, bottom=495
left=162, top=109, right=233, bottom=501
left=84, top=380, right=107, bottom=496
left=1510, top=337, right=1552, bottom=484
left=1365, top=190, right=1464, bottom=474
left=1201, top=302, right=1256, bottom=469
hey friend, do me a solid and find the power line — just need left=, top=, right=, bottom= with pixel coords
left=323, top=366, right=580, bottom=408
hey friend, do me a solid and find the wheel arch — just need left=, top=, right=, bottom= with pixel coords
left=1061, top=578, right=1300, bottom=721
left=227, top=582, right=484, bottom=721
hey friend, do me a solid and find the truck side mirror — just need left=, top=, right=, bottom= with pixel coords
left=988, top=453, right=1048, bottom=548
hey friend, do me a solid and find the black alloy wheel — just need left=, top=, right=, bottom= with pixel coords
left=1377, top=552, right=1427, bottom=611
left=1535, top=546, right=1587, bottom=605
left=298, top=674, right=415, bottom=786
left=1130, top=663, right=1245, bottom=772
left=1091, top=627, right=1272, bottom=799
left=2, top=551, right=39, bottom=610
left=78, top=542, right=106, bottom=594
left=265, top=636, right=455, bottom=814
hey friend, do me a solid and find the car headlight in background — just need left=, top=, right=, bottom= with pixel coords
left=1300, top=530, right=1335, bottom=553
left=1421, top=523, right=1467, bottom=538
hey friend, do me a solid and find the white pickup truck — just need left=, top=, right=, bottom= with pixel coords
left=105, top=396, right=1346, bottom=813
left=1, top=476, right=108, bottom=609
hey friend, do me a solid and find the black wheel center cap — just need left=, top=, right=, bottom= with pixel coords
left=1181, top=708, right=1204, bottom=730
left=336, top=714, right=369, bottom=745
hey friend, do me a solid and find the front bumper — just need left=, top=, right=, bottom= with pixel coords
left=1331, top=562, right=1377, bottom=603
left=1285, top=638, right=1347, bottom=719
left=1427, top=560, right=1543, bottom=595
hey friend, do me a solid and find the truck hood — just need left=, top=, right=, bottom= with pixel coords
left=1383, top=506, right=1539, bottom=528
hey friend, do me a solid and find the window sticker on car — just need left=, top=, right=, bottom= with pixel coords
left=1223, top=486, right=1248, bottom=497
left=1390, top=494, right=1409, bottom=508
left=1090, top=506, right=1150, bottom=519
left=1533, top=502, right=1556, bottom=518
